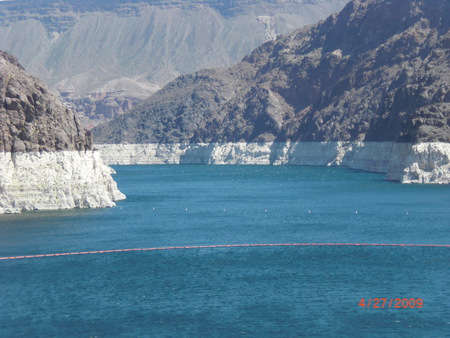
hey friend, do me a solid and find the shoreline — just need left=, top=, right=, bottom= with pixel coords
left=0, top=150, right=125, bottom=214
left=96, top=141, right=450, bottom=184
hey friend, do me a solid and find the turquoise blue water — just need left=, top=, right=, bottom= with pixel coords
left=1, top=165, right=449, bottom=336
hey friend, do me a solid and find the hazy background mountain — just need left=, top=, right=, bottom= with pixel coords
left=0, top=0, right=347, bottom=127
left=93, top=0, right=450, bottom=144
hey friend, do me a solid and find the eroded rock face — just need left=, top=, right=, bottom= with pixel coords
left=0, top=150, right=126, bottom=214
left=0, top=51, right=125, bottom=213
left=65, top=94, right=143, bottom=130
left=93, top=0, right=450, bottom=145
left=0, top=51, right=92, bottom=152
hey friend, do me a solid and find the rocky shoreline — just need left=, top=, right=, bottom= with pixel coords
left=0, top=150, right=125, bottom=214
left=0, top=145, right=126, bottom=214
left=97, top=142, right=450, bottom=184
left=0, top=50, right=125, bottom=214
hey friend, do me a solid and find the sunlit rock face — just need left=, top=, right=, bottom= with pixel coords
left=0, top=51, right=125, bottom=214
left=97, top=142, right=450, bottom=184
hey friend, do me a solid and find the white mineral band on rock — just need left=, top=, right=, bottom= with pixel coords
left=96, top=142, right=450, bottom=184
left=0, top=150, right=125, bottom=214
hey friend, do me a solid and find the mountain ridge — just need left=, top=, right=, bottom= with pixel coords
left=0, top=0, right=347, bottom=126
left=93, top=0, right=450, bottom=144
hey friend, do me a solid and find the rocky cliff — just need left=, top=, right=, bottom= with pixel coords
left=0, top=51, right=125, bottom=213
left=0, top=0, right=347, bottom=127
left=0, top=50, right=92, bottom=153
left=93, top=0, right=450, bottom=145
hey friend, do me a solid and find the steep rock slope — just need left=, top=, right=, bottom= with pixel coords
left=0, top=0, right=347, bottom=126
left=0, top=51, right=125, bottom=213
left=0, top=50, right=91, bottom=153
left=94, top=0, right=450, bottom=145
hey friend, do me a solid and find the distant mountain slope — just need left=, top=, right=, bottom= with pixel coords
left=0, top=0, right=347, bottom=126
left=93, top=0, right=450, bottom=144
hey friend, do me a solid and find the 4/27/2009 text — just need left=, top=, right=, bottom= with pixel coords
left=359, top=298, right=423, bottom=308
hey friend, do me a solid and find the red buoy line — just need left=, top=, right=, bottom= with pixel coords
left=1, top=243, right=449, bottom=261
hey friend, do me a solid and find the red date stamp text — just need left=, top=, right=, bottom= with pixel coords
left=359, top=298, right=423, bottom=308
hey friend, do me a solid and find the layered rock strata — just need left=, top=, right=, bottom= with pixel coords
left=97, top=142, right=450, bottom=184
left=0, top=51, right=125, bottom=214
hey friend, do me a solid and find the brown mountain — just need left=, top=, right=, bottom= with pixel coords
left=0, top=0, right=347, bottom=127
left=93, top=0, right=450, bottom=145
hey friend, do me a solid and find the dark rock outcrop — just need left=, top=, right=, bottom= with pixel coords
left=94, top=0, right=450, bottom=144
left=0, top=51, right=92, bottom=152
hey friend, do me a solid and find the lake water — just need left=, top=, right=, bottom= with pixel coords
left=1, top=165, right=449, bottom=337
